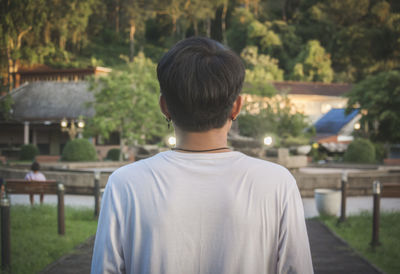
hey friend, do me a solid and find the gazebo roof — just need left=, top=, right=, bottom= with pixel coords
left=314, top=108, right=359, bottom=135
left=5, top=81, right=95, bottom=122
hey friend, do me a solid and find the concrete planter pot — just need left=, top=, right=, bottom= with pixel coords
left=296, top=145, right=312, bottom=155
left=314, top=188, right=341, bottom=216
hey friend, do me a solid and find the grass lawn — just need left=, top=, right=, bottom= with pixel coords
left=0, top=204, right=98, bottom=274
left=320, top=211, right=400, bottom=274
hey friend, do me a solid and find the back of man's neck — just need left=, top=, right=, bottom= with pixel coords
left=175, top=127, right=229, bottom=152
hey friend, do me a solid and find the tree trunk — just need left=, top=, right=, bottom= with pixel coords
left=254, top=0, right=259, bottom=16
left=206, top=17, right=211, bottom=37
left=172, top=14, right=177, bottom=34
left=59, top=37, right=66, bottom=50
left=244, top=0, right=249, bottom=10
left=6, top=46, right=14, bottom=91
left=221, top=2, right=228, bottom=44
left=116, top=0, right=120, bottom=33
left=129, top=23, right=136, bottom=62
left=282, top=0, right=288, bottom=21
left=119, top=126, right=124, bottom=161
left=194, top=20, right=199, bottom=36
left=44, top=22, right=51, bottom=44
left=6, top=27, right=31, bottom=90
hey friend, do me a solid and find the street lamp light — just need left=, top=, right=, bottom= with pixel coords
left=354, top=122, right=361, bottom=130
left=263, top=136, right=273, bottom=146
left=60, top=118, right=68, bottom=128
left=77, top=119, right=85, bottom=129
left=60, top=117, right=85, bottom=140
left=168, top=136, right=176, bottom=146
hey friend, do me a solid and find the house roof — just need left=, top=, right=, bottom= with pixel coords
left=272, top=81, right=352, bottom=97
left=6, top=81, right=95, bottom=122
left=314, top=108, right=359, bottom=135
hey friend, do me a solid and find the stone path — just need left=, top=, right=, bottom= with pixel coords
left=306, top=220, right=382, bottom=274
left=40, top=237, right=94, bottom=274
left=40, top=220, right=383, bottom=274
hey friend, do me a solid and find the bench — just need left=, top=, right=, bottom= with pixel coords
left=371, top=181, right=400, bottom=248
left=3, top=179, right=65, bottom=235
left=35, top=155, right=61, bottom=163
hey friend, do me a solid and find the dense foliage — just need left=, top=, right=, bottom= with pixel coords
left=61, top=139, right=97, bottom=161
left=19, top=144, right=39, bottom=161
left=238, top=95, right=311, bottom=144
left=346, top=70, right=400, bottom=143
left=88, top=53, right=170, bottom=152
left=2, top=0, right=399, bottom=150
left=106, top=148, right=121, bottom=161
left=1, top=0, right=399, bottom=88
left=343, top=138, right=376, bottom=163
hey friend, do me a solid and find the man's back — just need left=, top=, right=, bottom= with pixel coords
left=91, top=151, right=313, bottom=273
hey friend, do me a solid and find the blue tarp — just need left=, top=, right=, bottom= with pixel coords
left=314, top=108, right=359, bottom=135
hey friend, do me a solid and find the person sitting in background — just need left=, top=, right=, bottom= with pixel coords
left=25, top=161, right=46, bottom=205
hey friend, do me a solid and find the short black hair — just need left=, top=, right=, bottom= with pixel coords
left=157, top=37, right=245, bottom=132
left=31, top=161, right=40, bottom=172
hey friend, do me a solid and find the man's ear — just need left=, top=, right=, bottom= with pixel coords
left=159, top=94, right=171, bottom=119
left=231, top=95, right=243, bottom=120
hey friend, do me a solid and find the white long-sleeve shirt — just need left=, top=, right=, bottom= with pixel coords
left=91, top=151, right=313, bottom=274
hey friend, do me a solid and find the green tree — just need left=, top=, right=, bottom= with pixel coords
left=0, top=0, right=46, bottom=89
left=247, top=20, right=281, bottom=50
left=295, top=0, right=400, bottom=81
left=241, top=46, right=283, bottom=97
left=226, top=7, right=255, bottom=53
left=291, top=40, right=334, bottom=83
left=239, top=95, right=309, bottom=141
left=88, top=53, right=168, bottom=160
left=0, top=93, right=14, bottom=121
left=346, top=70, right=400, bottom=143
left=121, top=0, right=155, bottom=62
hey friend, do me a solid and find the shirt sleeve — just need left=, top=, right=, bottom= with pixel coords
left=91, top=177, right=126, bottom=274
left=277, top=178, right=314, bottom=274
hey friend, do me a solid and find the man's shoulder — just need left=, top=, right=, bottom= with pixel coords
left=237, top=154, right=297, bottom=191
left=108, top=152, right=165, bottom=183
left=239, top=154, right=292, bottom=177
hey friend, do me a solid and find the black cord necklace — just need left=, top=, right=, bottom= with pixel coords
left=171, top=147, right=230, bottom=153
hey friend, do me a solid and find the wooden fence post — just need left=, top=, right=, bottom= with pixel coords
left=338, top=171, right=348, bottom=224
left=1, top=197, right=11, bottom=270
left=94, top=171, right=101, bottom=218
left=371, top=180, right=381, bottom=249
left=57, top=183, right=65, bottom=235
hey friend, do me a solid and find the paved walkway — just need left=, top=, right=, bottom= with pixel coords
left=40, top=220, right=382, bottom=274
left=306, top=220, right=382, bottom=274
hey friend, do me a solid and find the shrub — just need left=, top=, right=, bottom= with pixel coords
left=61, top=139, right=97, bottom=162
left=106, top=148, right=120, bottom=161
left=19, top=144, right=39, bottom=161
left=238, top=113, right=268, bottom=138
left=344, top=138, right=376, bottom=164
left=373, top=142, right=387, bottom=163
left=281, top=136, right=310, bottom=147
